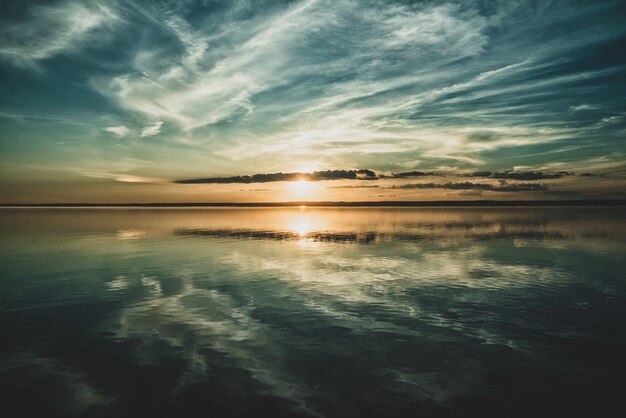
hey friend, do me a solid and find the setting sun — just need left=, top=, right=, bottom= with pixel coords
left=288, top=178, right=314, bottom=198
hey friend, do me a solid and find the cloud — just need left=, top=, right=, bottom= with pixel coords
left=386, top=171, right=429, bottom=178
left=598, top=115, right=623, bottom=126
left=471, top=171, right=572, bottom=180
left=456, top=190, right=483, bottom=196
left=176, top=169, right=378, bottom=184
left=492, top=181, right=548, bottom=192
left=569, top=104, right=598, bottom=112
left=115, top=175, right=166, bottom=184
left=176, top=167, right=577, bottom=185
left=327, top=185, right=380, bottom=189
left=386, top=181, right=548, bottom=192
left=140, top=121, right=163, bottom=137
left=92, top=0, right=498, bottom=139
left=0, top=0, right=117, bottom=69
left=103, top=125, right=129, bottom=137
left=518, top=153, right=626, bottom=175
left=79, top=170, right=166, bottom=184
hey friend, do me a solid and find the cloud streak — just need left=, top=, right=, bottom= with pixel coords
left=103, top=126, right=129, bottom=137
left=471, top=171, right=573, bottom=180
left=0, top=0, right=117, bottom=69
left=386, top=182, right=548, bottom=193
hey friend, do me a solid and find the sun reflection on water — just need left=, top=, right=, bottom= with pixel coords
left=291, top=220, right=311, bottom=237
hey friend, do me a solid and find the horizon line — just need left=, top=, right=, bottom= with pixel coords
left=1, top=199, right=626, bottom=208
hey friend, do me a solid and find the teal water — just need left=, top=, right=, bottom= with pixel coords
left=1, top=207, right=625, bottom=417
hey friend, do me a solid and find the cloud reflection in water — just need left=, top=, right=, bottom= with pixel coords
left=1, top=208, right=625, bottom=417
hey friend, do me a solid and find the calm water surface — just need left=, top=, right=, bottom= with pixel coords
left=1, top=207, right=625, bottom=417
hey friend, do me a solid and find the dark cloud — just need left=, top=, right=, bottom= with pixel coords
left=176, top=169, right=378, bottom=184
left=386, top=181, right=548, bottom=192
left=579, top=173, right=606, bottom=177
left=327, top=185, right=380, bottom=189
left=471, top=171, right=573, bottom=180
left=388, top=182, right=491, bottom=190
left=471, top=171, right=493, bottom=177
left=456, top=190, right=484, bottom=196
left=385, top=171, right=429, bottom=178
left=177, top=168, right=575, bottom=185
left=493, top=181, right=548, bottom=192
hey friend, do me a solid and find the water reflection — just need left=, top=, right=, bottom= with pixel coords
left=2, top=206, right=624, bottom=241
left=0, top=208, right=625, bottom=417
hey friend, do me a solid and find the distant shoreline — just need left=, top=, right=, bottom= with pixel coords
left=1, top=200, right=625, bottom=208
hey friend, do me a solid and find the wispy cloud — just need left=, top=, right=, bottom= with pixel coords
left=93, top=1, right=494, bottom=135
left=103, top=126, right=130, bottom=137
left=80, top=171, right=166, bottom=184
left=569, top=104, right=598, bottom=112
left=0, top=0, right=117, bottom=70
left=598, top=115, right=624, bottom=126
left=114, top=175, right=166, bottom=184
left=140, top=121, right=163, bottom=138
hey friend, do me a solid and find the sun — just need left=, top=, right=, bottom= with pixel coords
left=288, top=178, right=313, bottom=195
left=286, top=178, right=318, bottom=201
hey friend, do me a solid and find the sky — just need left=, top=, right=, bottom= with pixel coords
left=0, top=0, right=625, bottom=203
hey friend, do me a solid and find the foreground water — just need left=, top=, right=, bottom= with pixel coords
left=1, top=207, right=625, bottom=417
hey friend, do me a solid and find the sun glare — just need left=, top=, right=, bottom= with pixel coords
left=289, top=178, right=313, bottom=196
left=291, top=220, right=311, bottom=236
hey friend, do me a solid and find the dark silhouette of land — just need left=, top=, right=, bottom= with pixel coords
left=1, top=200, right=625, bottom=207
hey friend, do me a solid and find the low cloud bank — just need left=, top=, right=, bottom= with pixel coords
left=386, top=181, right=548, bottom=192
left=176, top=168, right=572, bottom=186
left=176, top=170, right=377, bottom=184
